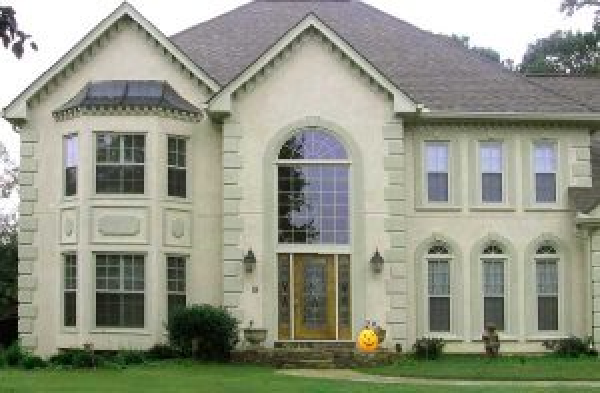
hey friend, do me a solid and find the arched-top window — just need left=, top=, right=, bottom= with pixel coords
left=534, top=240, right=560, bottom=331
left=277, top=129, right=350, bottom=245
left=428, top=241, right=451, bottom=255
left=425, top=240, right=452, bottom=332
left=480, top=240, right=507, bottom=330
left=482, top=241, right=505, bottom=255
left=278, top=129, right=347, bottom=160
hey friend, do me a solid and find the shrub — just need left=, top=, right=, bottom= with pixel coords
left=167, top=304, right=239, bottom=361
left=543, top=335, right=597, bottom=357
left=4, top=341, right=26, bottom=366
left=146, top=344, right=181, bottom=360
left=119, top=350, right=146, bottom=365
left=413, top=337, right=445, bottom=360
left=50, top=349, right=98, bottom=368
left=48, top=351, right=76, bottom=367
left=21, top=355, right=47, bottom=370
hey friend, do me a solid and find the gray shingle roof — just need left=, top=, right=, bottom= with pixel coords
left=526, top=75, right=600, bottom=112
left=170, top=0, right=592, bottom=113
left=54, top=80, right=201, bottom=115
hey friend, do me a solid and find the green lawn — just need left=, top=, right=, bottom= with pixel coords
left=0, top=361, right=597, bottom=393
left=365, top=355, right=600, bottom=381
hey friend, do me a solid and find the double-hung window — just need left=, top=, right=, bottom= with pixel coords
left=95, top=254, right=145, bottom=328
left=427, top=242, right=452, bottom=332
left=535, top=244, right=559, bottom=331
left=480, top=142, right=503, bottom=203
left=425, top=142, right=449, bottom=202
left=482, top=258, right=505, bottom=330
left=167, top=256, right=186, bottom=319
left=167, top=137, right=187, bottom=198
left=534, top=142, right=557, bottom=203
left=63, top=254, right=77, bottom=327
left=96, top=133, right=145, bottom=194
left=64, top=134, right=78, bottom=197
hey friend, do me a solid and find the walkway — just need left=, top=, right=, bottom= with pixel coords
left=277, top=369, right=600, bottom=388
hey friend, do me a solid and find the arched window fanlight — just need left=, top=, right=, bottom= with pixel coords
left=428, top=242, right=450, bottom=255
left=482, top=241, right=505, bottom=255
left=278, top=129, right=347, bottom=160
left=536, top=243, right=558, bottom=255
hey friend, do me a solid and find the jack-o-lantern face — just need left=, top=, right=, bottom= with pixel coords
left=357, top=328, right=378, bottom=352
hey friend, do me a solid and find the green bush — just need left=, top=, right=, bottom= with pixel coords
left=120, top=350, right=146, bottom=365
left=146, top=344, right=181, bottom=360
left=49, top=349, right=98, bottom=368
left=21, top=355, right=47, bottom=370
left=167, top=304, right=239, bottom=361
left=4, top=341, right=26, bottom=366
left=48, top=351, right=76, bottom=367
left=543, top=336, right=597, bottom=357
left=413, top=337, right=445, bottom=360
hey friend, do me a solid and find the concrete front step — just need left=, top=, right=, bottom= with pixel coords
left=274, top=341, right=356, bottom=350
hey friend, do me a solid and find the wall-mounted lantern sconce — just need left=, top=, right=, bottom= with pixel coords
left=243, top=249, right=256, bottom=273
left=370, top=248, right=384, bottom=273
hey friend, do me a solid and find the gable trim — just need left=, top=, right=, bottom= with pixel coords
left=419, top=111, right=600, bottom=122
left=3, top=2, right=219, bottom=122
left=208, top=13, right=417, bottom=115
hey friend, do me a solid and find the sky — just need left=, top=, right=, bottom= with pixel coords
left=0, top=0, right=596, bottom=163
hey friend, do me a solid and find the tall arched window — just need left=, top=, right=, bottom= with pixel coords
left=535, top=242, right=559, bottom=331
left=426, top=241, right=452, bottom=332
left=277, top=129, right=350, bottom=244
left=481, top=241, right=506, bottom=330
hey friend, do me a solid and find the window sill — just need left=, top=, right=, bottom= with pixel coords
left=90, top=195, right=150, bottom=201
left=526, top=334, right=568, bottom=342
left=423, top=333, right=463, bottom=342
left=61, top=197, right=79, bottom=204
left=162, top=198, right=192, bottom=205
left=415, top=206, right=462, bottom=213
left=89, top=328, right=152, bottom=336
left=524, top=207, right=570, bottom=213
left=469, top=206, right=516, bottom=212
left=60, top=328, right=79, bottom=335
left=473, top=334, right=519, bottom=342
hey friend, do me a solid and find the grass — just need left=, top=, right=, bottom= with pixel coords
left=364, top=354, right=600, bottom=381
left=0, top=361, right=597, bottom=393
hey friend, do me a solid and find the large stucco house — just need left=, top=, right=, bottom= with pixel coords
left=4, top=0, right=600, bottom=356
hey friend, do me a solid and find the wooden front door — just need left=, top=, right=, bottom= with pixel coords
left=293, top=254, right=336, bottom=340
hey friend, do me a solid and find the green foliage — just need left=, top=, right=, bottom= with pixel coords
left=0, top=6, right=36, bottom=58
left=561, top=0, right=600, bottom=29
left=412, top=337, right=445, bottom=360
left=146, top=344, right=181, bottom=360
left=443, top=33, right=504, bottom=65
left=49, top=349, right=99, bottom=368
left=520, top=29, right=600, bottom=75
left=4, top=341, right=26, bottom=366
left=120, top=350, right=146, bottom=365
left=167, top=304, right=239, bottom=361
left=21, top=354, right=47, bottom=370
left=543, top=335, right=598, bottom=357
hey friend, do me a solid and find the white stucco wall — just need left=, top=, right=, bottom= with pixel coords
left=20, top=19, right=220, bottom=356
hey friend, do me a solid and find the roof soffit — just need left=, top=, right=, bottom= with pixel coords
left=208, top=13, right=418, bottom=115
left=3, top=2, right=219, bottom=122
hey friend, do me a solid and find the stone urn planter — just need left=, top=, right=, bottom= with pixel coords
left=243, top=322, right=267, bottom=348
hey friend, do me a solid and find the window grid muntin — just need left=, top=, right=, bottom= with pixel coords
left=480, top=141, right=503, bottom=203
left=167, top=136, right=187, bottom=198
left=534, top=141, right=557, bottom=203
left=63, top=254, right=77, bottom=327
left=278, top=129, right=347, bottom=160
left=425, top=142, right=449, bottom=202
left=64, top=134, right=78, bottom=197
left=167, top=255, right=186, bottom=319
left=96, top=133, right=145, bottom=194
left=95, top=254, right=145, bottom=328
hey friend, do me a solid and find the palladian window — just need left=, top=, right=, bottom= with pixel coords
left=277, top=129, right=349, bottom=244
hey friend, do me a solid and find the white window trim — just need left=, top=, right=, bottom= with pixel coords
left=165, top=134, right=191, bottom=201
left=533, top=255, right=561, bottom=333
left=423, top=141, right=451, bottom=205
left=479, top=254, right=508, bottom=333
left=423, top=252, right=455, bottom=336
left=91, top=252, right=148, bottom=331
left=92, top=131, right=148, bottom=197
left=478, top=140, right=505, bottom=204
left=531, top=139, right=560, bottom=206
left=60, top=252, right=78, bottom=333
left=62, top=133, right=79, bottom=201
left=165, top=253, right=188, bottom=321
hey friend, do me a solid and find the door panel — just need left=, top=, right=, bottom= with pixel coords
left=293, top=254, right=336, bottom=339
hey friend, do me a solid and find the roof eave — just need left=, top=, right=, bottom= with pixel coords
left=418, top=111, right=600, bottom=122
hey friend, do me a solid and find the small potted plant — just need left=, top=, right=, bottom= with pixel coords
left=243, top=320, right=267, bottom=349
